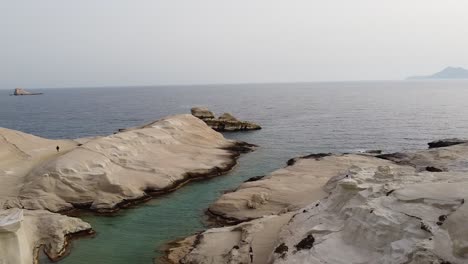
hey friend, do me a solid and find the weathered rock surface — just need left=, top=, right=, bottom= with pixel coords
left=0, top=208, right=91, bottom=264
left=3, top=115, right=253, bottom=213
left=190, top=107, right=261, bottom=132
left=169, top=142, right=468, bottom=264
left=12, top=88, right=43, bottom=96
left=165, top=213, right=294, bottom=264
left=190, top=107, right=215, bottom=119
left=209, top=154, right=403, bottom=222
left=0, top=128, right=78, bottom=209
left=273, top=166, right=468, bottom=263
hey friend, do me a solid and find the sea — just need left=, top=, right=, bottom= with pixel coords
left=1, top=81, right=468, bottom=264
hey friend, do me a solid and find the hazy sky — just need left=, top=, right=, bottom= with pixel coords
left=2, top=0, right=468, bottom=88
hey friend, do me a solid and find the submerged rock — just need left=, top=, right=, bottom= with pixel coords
left=428, top=138, right=468, bottom=149
left=190, top=107, right=261, bottom=132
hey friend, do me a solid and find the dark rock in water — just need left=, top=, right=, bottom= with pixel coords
left=428, top=139, right=468, bottom=149
left=244, top=175, right=265, bottom=182
left=203, top=119, right=261, bottom=131
left=426, top=166, right=444, bottom=172
left=190, top=107, right=261, bottom=132
left=295, top=234, right=315, bottom=251
left=12, top=88, right=43, bottom=96
left=287, top=153, right=332, bottom=166
left=364, top=150, right=382, bottom=154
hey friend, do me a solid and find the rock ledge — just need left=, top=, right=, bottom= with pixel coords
left=191, top=107, right=261, bottom=132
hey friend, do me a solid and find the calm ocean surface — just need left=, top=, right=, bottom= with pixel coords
left=2, top=81, right=468, bottom=263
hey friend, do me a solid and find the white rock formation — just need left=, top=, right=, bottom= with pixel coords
left=272, top=168, right=467, bottom=263
left=0, top=128, right=78, bottom=209
left=209, top=154, right=401, bottom=222
left=170, top=143, right=468, bottom=264
left=0, top=114, right=253, bottom=263
left=0, top=208, right=91, bottom=264
left=2, top=115, right=251, bottom=213
left=166, top=213, right=294, bottom=264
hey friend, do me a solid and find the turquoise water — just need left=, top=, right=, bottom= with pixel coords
left=39, top=134, right=290, bottom=264
left=4, top=81, right=468, bottom=263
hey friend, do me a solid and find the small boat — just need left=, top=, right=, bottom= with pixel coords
left=0, top=209, right=24, bottom=233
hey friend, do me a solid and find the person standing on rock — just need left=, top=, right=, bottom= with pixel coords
left=249, top=246, right=254, bottom=263
left=56, top=145, right=60, bottom=152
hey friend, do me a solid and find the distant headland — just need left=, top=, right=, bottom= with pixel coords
left=10, top=88, right=43, bottom=96
left=407, top=66, right=468, bottom=80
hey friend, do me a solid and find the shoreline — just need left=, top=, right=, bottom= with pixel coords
left=36, top=228, right=96, bottom=263
left=0, top=114, right=257, bottom=264
left=60, top=141, right=256, bottom=216
left=38, top=141, right=256, bottom=263
left=163, top=141, right=468, bottom=264
left=23, top=142, right=255, bottom=264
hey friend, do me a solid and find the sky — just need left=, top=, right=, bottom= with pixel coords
left=2, top=0, right=468, bottom=89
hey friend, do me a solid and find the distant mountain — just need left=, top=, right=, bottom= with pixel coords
left=407, top=66, right=468, bottom=80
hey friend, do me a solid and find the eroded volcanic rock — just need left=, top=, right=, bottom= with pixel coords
left=190, top=107, right=261, bottom=132
left=168, top=142, right=468, bottom=264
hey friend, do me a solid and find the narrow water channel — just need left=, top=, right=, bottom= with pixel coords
left=40, top=133, right=293, bottom=264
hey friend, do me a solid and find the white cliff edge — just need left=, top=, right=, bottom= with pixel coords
left=0, top=209, right=91, bottom=264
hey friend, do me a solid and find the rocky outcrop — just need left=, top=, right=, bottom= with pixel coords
left=12, top=88, right=43, bottom=96
left=0, top=114, right=254, bottom=263
left=0, top=208, right=91, bottom=264
left=168, top=142, right=468, bottom=264
left=2, top=115, right=254, bottom=213
left=428, top=138, right=468, bottom=149
left=191, top=107, right=215, bottom=119
left=164, top=213, right=294, bottom=264
left=191, top=107, right=261, bottom=132
left=208, top=154, right=399, bottom=222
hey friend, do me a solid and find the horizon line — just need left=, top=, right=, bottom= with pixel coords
left=3, top=79, right=463, bottom=90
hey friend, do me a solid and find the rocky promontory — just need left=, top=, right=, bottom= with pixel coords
left=191, top=107, right=261, bottom=132
left=167, top=142, right=468, bottom=264
left=0, top=209, right=92, bottom=264
left=0, top=114, right=254, bottom=263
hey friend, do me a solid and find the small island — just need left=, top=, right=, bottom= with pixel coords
left=11, top=88, right=43, bottom=96
left=407, top=66, right=468, bottom=80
